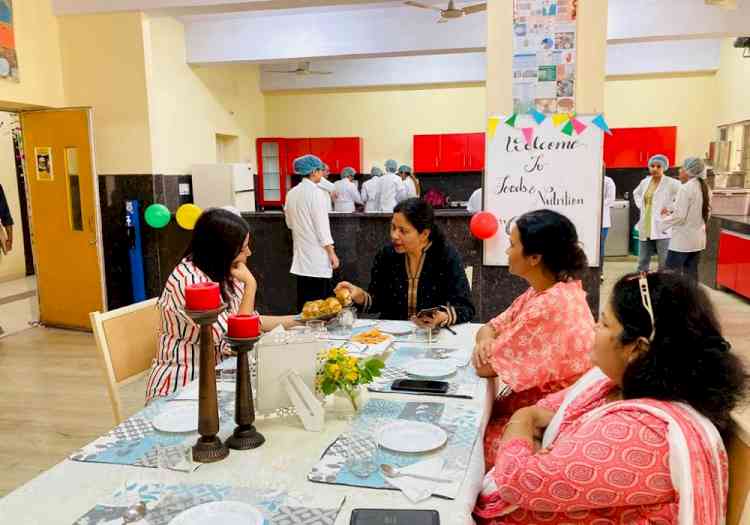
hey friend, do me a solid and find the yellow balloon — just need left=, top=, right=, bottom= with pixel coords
left=176, top=204, right=203, bottom=230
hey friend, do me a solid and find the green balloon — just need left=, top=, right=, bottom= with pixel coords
left=144, top=203, right=171, bottom=229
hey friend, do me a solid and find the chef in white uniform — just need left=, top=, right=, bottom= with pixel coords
left=399, top=165, right=419, bottom=199
left=318, top=163, right=335, bottom=212
left=333, top=167, right=363, bottom=213
left=284, top=154, right=340, bottom=311
left=378, top=159, right=407, bottom=213
left=361, top=166, right=383, bottom=213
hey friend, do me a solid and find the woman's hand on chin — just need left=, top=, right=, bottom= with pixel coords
left=231, top=261, right=257, bottom=290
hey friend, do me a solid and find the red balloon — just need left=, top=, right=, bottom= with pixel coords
left=470, top=211, right=499, bottom=240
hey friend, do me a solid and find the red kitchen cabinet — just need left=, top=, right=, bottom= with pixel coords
left=285, top=138, right=311, bottom=176
left=716, top=231, right=738, bottom=290
left=256, top=138, right=287, bottom=208
left=735, top=233, right=750, bottom=299
left=467, top=133, right=486, bottom=171
left=440, top=133, right=469, bottom=172
left=414, top=135, right=441, bottom=172
left=603, top=126, right=676, bottom=169
left=333, top=137, right=362, bottom=173
left=310, top=138, right=336, bottom=170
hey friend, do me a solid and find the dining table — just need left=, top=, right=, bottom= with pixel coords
left=0, top=322, right=498, bottom=525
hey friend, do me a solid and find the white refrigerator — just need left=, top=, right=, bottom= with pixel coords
left=191, top=163, right=256, bottom=212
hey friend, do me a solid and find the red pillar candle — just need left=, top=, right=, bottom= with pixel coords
left=185, top=282, right=221, bottom=311
left=228, top=313, right=261, bottom=339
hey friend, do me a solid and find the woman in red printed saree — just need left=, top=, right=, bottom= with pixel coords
left=472, top=210, right=595, bottom=471
left=475, top=271, right=747, bottom=524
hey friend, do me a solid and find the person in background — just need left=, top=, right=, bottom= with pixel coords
left=379, top=159, right=407, bottom=212
left=398, top=164, right=420, bottom=198
left=475, top=271, right=747, bottom=524
left=284, top=154, right=340, bottom=311
left=467, top=187, right=482, bottom=214
left=600, top=171, right=616, bottom=281
left=335, top=198, right=474, bottom=326
left=318, top=163, right=335, bottom=212
left=361, top=166, right=382, bottom=213
left=0, top=183, right=13, bottom=254
left=333, top=167, right=362, bottom=213
left=471, top=209, right=594, bottom=472
left=632, top=154, right=681, bottom=271
left=145, top=209, right=297, bottom=402
left=660, top=157, right=710, bottom=280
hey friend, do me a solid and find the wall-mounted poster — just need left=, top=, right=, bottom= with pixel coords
left=35, top=147, right=53, bottom=181
left=0, top=1, right=18, bottom=82
left=513, top=0, right=577, bottom=114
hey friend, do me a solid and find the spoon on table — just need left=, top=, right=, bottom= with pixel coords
left=380, top=464, right=452, bottom=483
left=122, top=501, right=147, bottom=523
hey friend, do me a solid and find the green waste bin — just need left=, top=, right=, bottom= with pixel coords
left=629, top=226, right=640, bottom=256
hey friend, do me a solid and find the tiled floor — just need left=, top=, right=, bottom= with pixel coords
left=0, top=262, right=749, bottom=497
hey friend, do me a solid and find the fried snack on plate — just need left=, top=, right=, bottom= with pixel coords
left=352, top=328, right=389, bottom=344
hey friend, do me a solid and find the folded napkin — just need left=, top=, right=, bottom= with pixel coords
left=382, top=458, right=447, bottom=503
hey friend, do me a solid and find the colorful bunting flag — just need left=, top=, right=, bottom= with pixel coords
left=487, top=117, right=501, bottom=140
left=571, top=118, right=587, bottom=135
left=505, top=113, right=517, bottom=128
left=592, top=114, right=612, bottom=135
left=530, top=109, right=546, bottom=125
left=552, top=113, right=569, bottom=127
left=522, top=127, right=534, bottom=144
left=561, top=120, right=574, bottom=136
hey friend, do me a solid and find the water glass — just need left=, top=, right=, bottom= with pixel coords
left=342, top=431, right=379, bottom=478
left=338, top=307, right=356, bottom=331
left=306, top=320, right=327, bottom=339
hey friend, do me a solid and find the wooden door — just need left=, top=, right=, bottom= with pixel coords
left=21, top=109, right=104, bottom=329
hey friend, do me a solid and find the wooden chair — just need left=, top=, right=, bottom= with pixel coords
left=90, top=298, right=159, bottom=425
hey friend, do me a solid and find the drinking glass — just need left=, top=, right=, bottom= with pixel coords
left=342, top=431, right=379, bottom=478
left=305, top=320, right=327, bottom=339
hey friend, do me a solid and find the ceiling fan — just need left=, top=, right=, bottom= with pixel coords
left=405, top=0, right=486, bottom=23
left=265, top=62, right=333, bottom=75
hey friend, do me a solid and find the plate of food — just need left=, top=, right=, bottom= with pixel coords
left=350, top=328, right=394, bottom=355
left=297, top=296, right=345, bottom=321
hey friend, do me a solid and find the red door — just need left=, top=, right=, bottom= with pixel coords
left=285, top=138, right=311, bottom=176
left=256, top=138, right=286, bottom=207
left=439, top=133, right=468, bottom=172
left=413, top=135, right=441, bottom=173
left=467, top=133, right=485, bottom=172
left=334, top=137, right=362, bottom=173
left=310, top=138, right=336, bottom=171
left=716, top=231, right=739, bottom=291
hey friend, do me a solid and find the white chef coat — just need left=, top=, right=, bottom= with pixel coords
left=658, top=178, right=708, bottom=253
left=361, top=177, right=381, bottom=213
left=318, top=177, right=335, bottom=212
left=632, top=175, right=681, bottom=240
left=378, top=172, right=407, bottom=213
left=403, top=176, right=418, bottom=199
left=333, top=178, right=362, bottom=213
left=467, top=188, right=482, bottom=213
left=602, top=176, right=616, bottom=229
left=284, top=178, right=334, bottom=278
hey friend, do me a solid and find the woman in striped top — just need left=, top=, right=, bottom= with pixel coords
left=145, top=208, right=296, bottom=403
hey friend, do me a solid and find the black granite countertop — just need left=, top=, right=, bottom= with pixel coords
left=714, top=214, right=750, bottom=227
left=242, top=210, right=472, bottom=219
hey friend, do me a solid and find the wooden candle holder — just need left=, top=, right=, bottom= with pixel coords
left=224, top=335, right=265, bottom=450
left=186, top=305, right=230, bottom=463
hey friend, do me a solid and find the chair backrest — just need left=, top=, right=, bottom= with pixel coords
left=90, top=298, right=159, bottom=424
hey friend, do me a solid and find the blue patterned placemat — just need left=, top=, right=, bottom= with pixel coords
left=368, top=346, right=479, bottom=399
left=307, top=399, right=481, bottom=499
left=72, top=481, right=342, bottom=525
left=68, top=392, right=235, bottom=470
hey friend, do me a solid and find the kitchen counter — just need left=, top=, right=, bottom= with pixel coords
left=700, top=214, right=750, bottom=289
left=241, top=211, right=600, bottom=319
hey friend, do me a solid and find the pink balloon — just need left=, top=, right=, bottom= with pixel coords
left=470, top=211, right=499, bottom=240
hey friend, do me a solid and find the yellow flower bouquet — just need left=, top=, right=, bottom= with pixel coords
left=315, top=347, right=385, bottom=411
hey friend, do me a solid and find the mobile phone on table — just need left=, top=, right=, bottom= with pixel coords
left=391, top=378, right=449, bottom=394
left=350, top=509, right=440, bottom=525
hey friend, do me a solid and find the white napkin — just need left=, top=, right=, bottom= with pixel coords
left=383, top=458, right=447, bottom=503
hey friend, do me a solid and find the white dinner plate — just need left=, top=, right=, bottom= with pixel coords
left=169, top=501, right=264, bottom=525
left=152, top=402, right=199, bottom=433
left=378, top=320, right=415, bottom=335
left=403, top=359, right=457, bottom=379
left=377, top=421, right=448, bottom=453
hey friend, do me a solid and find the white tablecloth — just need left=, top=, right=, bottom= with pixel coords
left=0, top=323, right=494, bottom=525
